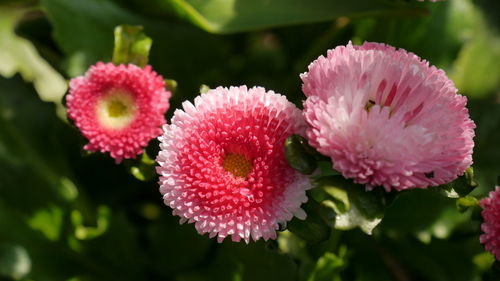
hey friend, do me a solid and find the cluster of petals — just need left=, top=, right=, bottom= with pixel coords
left=66, top=62, right=171, bottom=163
left=480, top=187, right=500, bottom=261
left=156, top=86, right=310, bottom=243
left=301, top=42, right=475, bottom=191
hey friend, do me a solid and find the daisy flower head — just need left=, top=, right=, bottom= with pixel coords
left=480, top=187, right=500, bottom=261
left=66, top=62, right=171, bottom=163
left=301, top=42, right=475, bottom=191
left=156, top=86, right=310, bottom=243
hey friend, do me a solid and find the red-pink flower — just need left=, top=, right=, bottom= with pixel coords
left=156, top=86, right=310, bottom=243
left=301, top=42, right=475, bottom=191
left=480, top=187, right=500, bottom=261
left=66, top=62, right=171, bottom=163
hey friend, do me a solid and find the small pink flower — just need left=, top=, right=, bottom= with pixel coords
left=156, top=86, right=310, bottom=243
left=301, top=42, right=475, bottom=191
left=66, top=62, right=171, bottom=163
left=480, top=187, right=500, bottom=261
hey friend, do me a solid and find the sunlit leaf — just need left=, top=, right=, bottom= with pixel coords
left=315, top=176, right=386, bottom=235
left=163, top=0, right=420, bottom=33
left=27, top=205, right=63, bottom=241
left=0, top=243, right=31, bottom=280
left=0, top=7, right=67, bottom=117
left=307, top=250, right=346, bottom=281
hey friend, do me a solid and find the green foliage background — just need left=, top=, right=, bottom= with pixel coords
left=1, top=0, right=500, bottom=280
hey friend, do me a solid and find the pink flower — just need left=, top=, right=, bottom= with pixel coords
left=66, top=62, right=171, bottom=163
left=301, top=42, right=475, bottom=191
left=480, top=187, right=500, bottom=261
left=156, top=86, right=310, bottom=243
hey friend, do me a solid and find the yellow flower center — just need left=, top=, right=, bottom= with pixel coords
left=223, top=153, right=252, bottom=178
left=107, top=99, right=129, bottom=117
left=96, top=89, right=136, bottom=129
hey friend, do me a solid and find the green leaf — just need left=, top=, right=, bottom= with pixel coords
left=287, top=198, right=331, bottom=244
left=284, top=134, right=317, bottom=175
left=436, top=167, right=478, bottom=199
left=451, top=33, right=500, bottom=98
left=72, top=206, right=110, bottom=240
left=322, top=187, right=350, bottom=214
left=27, top=205, right=64, bottom=241
left=163, top=0, right=420, bottom=33
left=473, top=252, right=495, bottom=271
left=112, top=25, right=152, bottom=67
left=124, top=153, right=156, bottom=181
left=456, top=196, right=479, bottom=213
left=315, top=176, right=385, bottom=235
left=381, top=189, right=472, bottom=242
left=315, top=161, right=341, bottom=178
left=0, top=243, right=31, bottom=280
left=0, top=7, right=67, bottom=118
left=307, top=250, right=346, bottom=281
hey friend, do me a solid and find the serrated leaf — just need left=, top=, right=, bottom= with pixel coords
left=0, top=8, right=67, bottom=118
left=113, top=25, right=152, bottom=67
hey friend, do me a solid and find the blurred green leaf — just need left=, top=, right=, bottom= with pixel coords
left=41, top=0, right=230, bottom=103
left=381, top=189, right=472, bottom=242
left=27, top=205, right=63, bottom=241
left=473, top=252, right=495, bottom=271
left=451, top=32, right=500, bottom=98
left=72, top=206, right=110, bottom=240
left=0, top=7, right=67, bottom=117
left=469, top=102, right=500, bottom=191
left=147, top=214, right=212, bottom=274
left=307, top=250, right=346, bottom=281
left=112, top=25, right=152, bottom=67
left=163, top=0, right=419, bottom=33
left=0, top=243, right=31, bottom=280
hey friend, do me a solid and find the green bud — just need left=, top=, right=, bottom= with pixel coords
left=112, top=25, right=152, bottom=67
left=456, top=195, right=479, bottom=213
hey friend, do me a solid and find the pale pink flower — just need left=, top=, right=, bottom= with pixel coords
left=156, top=86, right=310, bottom=243
left=301, top=42, right=475, bottom=191
left=480, top=187, right=500, bottom=261
left=66, top=62, right=171, bottom=163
